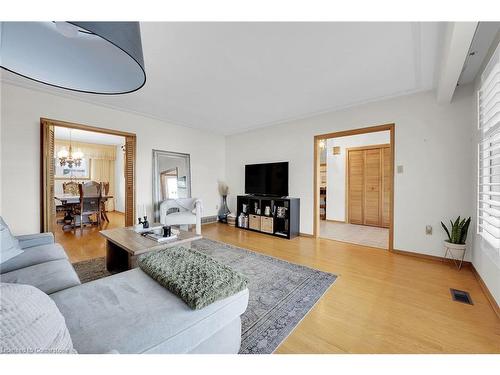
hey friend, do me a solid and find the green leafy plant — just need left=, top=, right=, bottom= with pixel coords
left=441, top=216, right=471, bottom=244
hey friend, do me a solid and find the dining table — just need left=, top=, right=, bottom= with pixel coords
left=55, top=194, right=114, bottom=230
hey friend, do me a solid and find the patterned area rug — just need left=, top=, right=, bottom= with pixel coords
left=72, top=257, right=113, bottom=283
left=72, top=238, right=337, bottom=354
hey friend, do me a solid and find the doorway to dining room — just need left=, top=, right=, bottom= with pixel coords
left=40, top=118, right=136, bottom=262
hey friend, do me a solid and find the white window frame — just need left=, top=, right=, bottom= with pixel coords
left=478, top=41, right=500, bottom=250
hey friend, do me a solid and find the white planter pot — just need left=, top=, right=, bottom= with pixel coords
left=443, top=241, right=467, bottom=270
left=443, top=241, right=466, bottom=250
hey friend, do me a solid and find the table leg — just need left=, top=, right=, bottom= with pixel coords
left=106, top=240, right=130, bottom=272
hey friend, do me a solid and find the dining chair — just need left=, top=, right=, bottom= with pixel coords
left=73, top=181, right=102, bottom=235
left=100, top=182, right=110, bottom=223
left=62, top=181, right=79, bottom=195
left=60, top=181, right=80, bottom=225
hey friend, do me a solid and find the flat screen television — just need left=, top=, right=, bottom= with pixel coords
left=245, top=162, right=289, bottom=197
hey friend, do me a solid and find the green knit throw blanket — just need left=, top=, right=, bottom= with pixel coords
left=138, top=246, right=248, bottom=310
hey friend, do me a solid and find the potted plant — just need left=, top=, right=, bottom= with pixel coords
left=441, top=216, right=471, bottom=269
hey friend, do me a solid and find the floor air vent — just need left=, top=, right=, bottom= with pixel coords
left=450, top=289, right=473, bottom=305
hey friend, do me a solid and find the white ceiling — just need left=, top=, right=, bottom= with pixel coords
left=54, top=126, right=124, bottom=145
left=2, top=22, right=445, bottom=135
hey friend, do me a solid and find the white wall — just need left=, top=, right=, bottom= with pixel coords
left=471, top=37, right=500, bottom=306
left=226, top=86, right=474, bottom=258
left=114, top=145, right=125, bottom=213
left=0, top=83, right=226, bottom=233
left=325, top=131, right=390, bottom=221
left=0, top=77, right=3, bottom=216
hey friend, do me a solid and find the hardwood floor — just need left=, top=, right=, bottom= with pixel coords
left=55, top=218, right=499, bottom=353
left=54, top=211, right=125, bottom=263
left=202, top=223, right=500, bottom=354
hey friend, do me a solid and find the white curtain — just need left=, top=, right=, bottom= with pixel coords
left=90, top=159, right=115, bottom=211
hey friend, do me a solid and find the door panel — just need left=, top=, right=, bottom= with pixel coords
left=347, top=144, right=391, bottom=229
left=348, top=150, right=364, bottom=224
left=381, top=146, right=391, bottom=228
left=124, top=136, right=136, bottom=227
left=364, top=148, right=381, bottom=226
left=43, top=124, right=55, bottom=233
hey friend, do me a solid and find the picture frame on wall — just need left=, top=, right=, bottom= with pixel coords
left=54, top=157, right=91, bottom=179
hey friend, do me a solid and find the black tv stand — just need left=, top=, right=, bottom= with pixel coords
left=235, top=195, right=300, bottom=239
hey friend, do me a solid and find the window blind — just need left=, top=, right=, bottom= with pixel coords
left=478, top=42, right=500, bottom=249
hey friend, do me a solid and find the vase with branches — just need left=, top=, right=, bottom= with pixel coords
left=218, top=181, right=230, bottom=223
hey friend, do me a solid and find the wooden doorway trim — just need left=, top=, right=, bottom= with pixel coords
left=313, top=123, right=395, bottom=251
left=40, top=118, right=136, bottom=232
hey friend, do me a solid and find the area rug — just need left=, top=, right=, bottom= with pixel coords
left=72, top=238, right=337, bottom=354
left=72, top=257, right=113, bottom=283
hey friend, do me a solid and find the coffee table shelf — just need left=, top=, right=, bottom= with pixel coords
left=100, top=224, right=202, bottom=271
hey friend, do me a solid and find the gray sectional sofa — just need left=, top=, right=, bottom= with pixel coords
left=0, top=217, right=249, bottom=354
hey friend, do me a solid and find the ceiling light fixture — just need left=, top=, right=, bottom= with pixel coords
left=57, top=130, right=83, bottom=168
left=0, top=22, right=146, bottom=94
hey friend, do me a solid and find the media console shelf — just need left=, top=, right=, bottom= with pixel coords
left=236, top=195, right=300, bottom=239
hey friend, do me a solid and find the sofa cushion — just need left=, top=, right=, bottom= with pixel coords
left=0, top=259, right=81, bottom=295
left=16, top=232, right=55, bottom=249
left=0, top=283, right=76, bottom=354
left=0, top=243, right=68, bottom=274
left=51, top=268, right=249, bottom=354
left=0, top=216, right=23, bottom=264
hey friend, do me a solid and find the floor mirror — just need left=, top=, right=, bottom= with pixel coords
left=152, top=150, right=191, bottom=222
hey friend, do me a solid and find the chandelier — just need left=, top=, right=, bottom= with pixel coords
left=57, top=130, right=83, bottom=168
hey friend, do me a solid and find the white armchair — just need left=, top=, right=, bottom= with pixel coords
left=160, top=198, right=202, bottom=235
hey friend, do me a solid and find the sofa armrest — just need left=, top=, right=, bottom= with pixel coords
left=16, top=232, right=55, bottom=249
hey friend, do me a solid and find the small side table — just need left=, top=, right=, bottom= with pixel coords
left=443, top=241, right=467, bottom=270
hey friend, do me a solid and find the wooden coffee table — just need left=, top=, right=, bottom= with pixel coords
left=100, top=224, right=202, bottom=271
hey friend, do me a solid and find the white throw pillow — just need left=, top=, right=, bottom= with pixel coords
left=0, top=283, right=76, bottom=354
left=0, top=217, right=23, bottom=264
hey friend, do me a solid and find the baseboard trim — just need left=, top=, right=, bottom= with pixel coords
left=470, top=264, right=500, bottom=320
left=324, top=219, right=346, bottom=223
left=201, top=215, right=218, bottom=225
left=392, top=248, right=472, bottom=267
left=299, top=232, right=314, bottom=238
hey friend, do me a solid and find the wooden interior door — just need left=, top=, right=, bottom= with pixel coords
left=381, top=146, right=391, bottom=228
left=347, top=150, right=364, bottom=224
left=124, top=136, right=136, bottom=227
left=347, top=144, right=391, bottom=228
left=363, top=148, right=382, bottom=226
left=41, top=124, right=55, bottom=233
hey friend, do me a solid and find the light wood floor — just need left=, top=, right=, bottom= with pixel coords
left=54, top=211, right=125, bottom=263
left=56, top=218, right=499, bottom=353
left=202, top=224, right=500, bottom=354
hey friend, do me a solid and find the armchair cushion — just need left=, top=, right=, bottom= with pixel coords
left=163, top=211, right=197, bottom=226
left=160, top=198, right=202, bottom=235
left=16, top=232, right=55, bottom=249
left=0, top=216, right=23, bottom=265
left=0, top=243, right=68, bottom=274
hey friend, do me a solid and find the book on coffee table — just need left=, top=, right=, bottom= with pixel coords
left=144, top=233, right=178, bottom=242
left=131, top=225, right=163, bottom=234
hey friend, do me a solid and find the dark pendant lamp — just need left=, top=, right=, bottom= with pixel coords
left=0, top=22, right=146, bottom=94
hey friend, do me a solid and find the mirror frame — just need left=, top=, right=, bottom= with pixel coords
left=152, top=149, right=192, bottom=222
